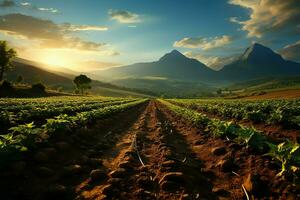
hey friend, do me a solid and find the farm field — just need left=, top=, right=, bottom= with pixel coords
left=243, top=89, right=300, bottom=100
left=0, top=97, right=299, bottom=199
left=1, top=0, right=300, bottom=199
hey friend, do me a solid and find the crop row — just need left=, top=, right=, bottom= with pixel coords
left=0, top=99, right=136, bottom=130
left=0, top=99, right=147, bottom=166
left=159, top=99, right=300, bottom=178
left=168, top=99, right=300, bottom=129
left=0, top=96, right=115, bottom=104
left=0, top=97, right=130, bottom=112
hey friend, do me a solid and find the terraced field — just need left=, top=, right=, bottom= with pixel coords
left=0, top=97, right=299, bottom=199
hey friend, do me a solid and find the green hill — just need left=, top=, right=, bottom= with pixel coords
left=3, top=58, right=155, bottom=97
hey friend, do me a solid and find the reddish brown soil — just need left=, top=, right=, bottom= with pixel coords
left=1, top=100, right=299, bottom=200
left=243, top=89, right=300, bottom=100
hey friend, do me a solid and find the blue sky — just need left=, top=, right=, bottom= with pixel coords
left=0, top=0, right=299, bottom=71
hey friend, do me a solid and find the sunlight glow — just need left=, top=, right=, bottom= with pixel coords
left=42, top=53, right=72, bottom=67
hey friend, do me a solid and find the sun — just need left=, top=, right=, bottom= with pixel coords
left=25, top=49, right=79, bottom=69
left=43, top=53, right=72, bottom=67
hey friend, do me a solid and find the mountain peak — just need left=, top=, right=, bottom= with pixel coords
left=159, top=49, right=186, bottom=62
left=251, top=42, right=266, bottom=48
left=241, top=42, right=284, bottom=63
left=170, top=49, right=182, bottom=55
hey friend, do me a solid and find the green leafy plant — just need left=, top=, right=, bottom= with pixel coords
left=267, top=141, right=300, bottom=177
left=207, top=120, right=239, bottom=138
left=43, top=114, right=74, bottom=133
left=8, top=122, right=41, bottom=150
left=236, top=127, right=266, bottom=150
left=268, top=108, right=283, bottom=124
left=0, top=133, right=25, bottom=152
left=245, top=110, right=265, bottom=123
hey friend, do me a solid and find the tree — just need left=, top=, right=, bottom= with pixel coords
left=57, top=86, right=63, bottom=92
left=16, top=75, right=23, bottom=84
left=31, top=83, right=46, bottom=93
left=73, top=74, right=92, bottom=95
left=0, top=41, right=16, bottom=81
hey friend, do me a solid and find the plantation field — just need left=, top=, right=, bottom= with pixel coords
left=0, top=97, right=299, bottom=199
left=244, top=89, right=300, bottom=100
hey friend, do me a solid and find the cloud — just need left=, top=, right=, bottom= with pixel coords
left=0, top=1, right=60, bottom=13
left=20, top=2, right=30, bottom=6
left=37, top=7, right=58, bottom=13
left=63, top=24, right=108, bottom=31
left=184, top=51, right=239, bottom=70
left=229, top=17, right=242, bottom=24
left=0, top=13, right=113, bottom=52
left=19, top=1, right=60, bottom=13
left=108, top=9, right=141, bottom=24
left=0, top=0, right=15, bottom=7
left=229, top=0, right=300, bottom=38
left=174, top=35, right=233, bottom=50
left=279, top=40, right=300, bottom=62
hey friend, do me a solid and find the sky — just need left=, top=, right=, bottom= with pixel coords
left=0, top=0, right=299, bottom=71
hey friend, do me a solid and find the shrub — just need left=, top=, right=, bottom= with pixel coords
left=0, top=80, right=14, bottom=91
left=0, top=80, right=15, bottom=97
left=57, top=87, right=63, bottom=92
left=31, top=83, right=46, bottom=92
left=74, top=89, right=80, bottom=94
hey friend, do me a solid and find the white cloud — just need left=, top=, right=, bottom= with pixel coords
left=19, top=1, right=60, bottom=13
left=65, top=24, right=108, bottom=31
left=20, top=2, right=30, bottom=6
left=174, top=35, right=233, bottom=50
left=229, top=0, right=300, bottom=38
left=38, top=7, right=58, bottom=13
left=108, top=9, right=141, bottom=24
left=184, top=51, right=238, bottom=70
left=279, top=40, right=300, bottom=62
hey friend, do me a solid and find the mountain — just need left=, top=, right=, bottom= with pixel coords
left=100, top=50, right=216, bottom=82
left=96, top=50, right=218, bottom=96
left=219, top=43, right=300, bottom=81
left=96, top=44, right=300, bottom=95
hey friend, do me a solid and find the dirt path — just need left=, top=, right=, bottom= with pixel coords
left=74, top=100, right=216, bottom=199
